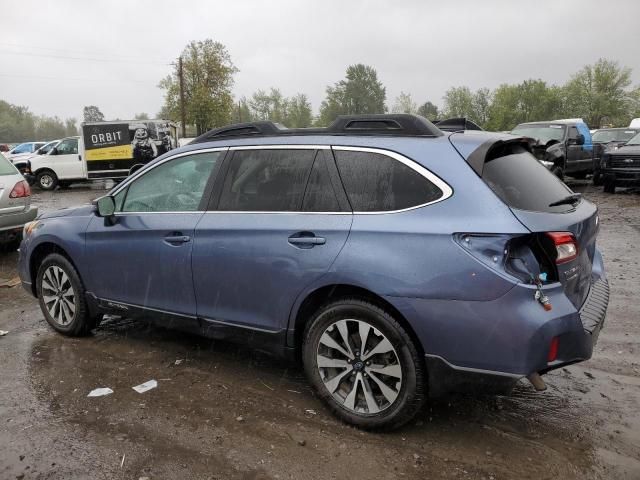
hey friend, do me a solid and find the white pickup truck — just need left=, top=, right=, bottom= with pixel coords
left=20, top=120, right=177, bottom=190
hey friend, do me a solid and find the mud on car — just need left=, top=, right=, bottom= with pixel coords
left=18, top=114, right=608, bottom=430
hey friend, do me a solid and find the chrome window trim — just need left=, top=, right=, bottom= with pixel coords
left=108, top=144, right=453, bottom=216
left=109, top=147, right=229, bottom=197
left=332, top=145, right=453, bottom=214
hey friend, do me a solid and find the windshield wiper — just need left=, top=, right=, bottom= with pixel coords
left=548, top=193, right=582, bottom=207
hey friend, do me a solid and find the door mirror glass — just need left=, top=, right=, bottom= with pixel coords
left=50, top=147, right=58, bottom=156
left=96, top=195, right=116, bottom=217
left=575, top=133, right=585, bottom=146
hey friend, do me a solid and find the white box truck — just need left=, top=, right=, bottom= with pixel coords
left=21, top=120, right=177, bottom=190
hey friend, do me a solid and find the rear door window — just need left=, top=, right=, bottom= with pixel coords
left=302, top=151, right=343, bottom=212
left=218, top=149, right=316, bottom=211
left=482, top=145, right=575, bottom=213
left=333, top=149, right=443, bottom=212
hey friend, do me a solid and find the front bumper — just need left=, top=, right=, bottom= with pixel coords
left=602, top=168, right=640, bottom=186
left=0, top=206, right=37, bottom=233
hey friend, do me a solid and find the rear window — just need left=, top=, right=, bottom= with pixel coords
left=0, top=152, right=19, bottom=175
left=482, top=146, right=575, bottom=213
left=334, top=150, right=443, bottom=212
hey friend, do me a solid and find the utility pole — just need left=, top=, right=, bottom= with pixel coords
left=178, top=56, right=186, bottom=139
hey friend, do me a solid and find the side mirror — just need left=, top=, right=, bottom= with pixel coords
left=50, top=147, right=58, bottom=155
left=96, top=195, right=116, bottom=219
left=575, top=134, right=585, bottom=146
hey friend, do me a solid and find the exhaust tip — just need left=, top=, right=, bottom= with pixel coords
left=527, top=372, right=547, bottom=391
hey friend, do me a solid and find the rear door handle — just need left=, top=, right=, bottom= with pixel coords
left=164, top=234, right=191, bottom=244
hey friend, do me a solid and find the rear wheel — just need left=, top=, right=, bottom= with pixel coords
left=592, top=171, right=603, bottom=186
left=302, top=298, right=425, bottom=430
left=36, top=253, right=102, bottom=336
left=36, top=170, right=58, bottom=190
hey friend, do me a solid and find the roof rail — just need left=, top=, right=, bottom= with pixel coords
left=433, top=117, right=483, bottom=132
left=191, top=114, right=443, bottom=144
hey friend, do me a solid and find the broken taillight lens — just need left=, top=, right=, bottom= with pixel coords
left=9, top=180, right=30, bottom=198
left=548, top=337, right=559, bottom=362
left=546, top=232, right=578, bottom=264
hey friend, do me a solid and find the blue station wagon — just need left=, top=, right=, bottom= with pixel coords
left=18, top=115, right=609, bottom=430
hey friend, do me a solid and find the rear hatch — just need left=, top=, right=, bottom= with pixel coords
left=451, top=134, right=598, bottom=309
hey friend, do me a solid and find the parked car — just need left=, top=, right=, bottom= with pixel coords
left=600, top=132, right=640, bottom=193
left=591, top=128, right=640, bottom=185
left=0, top=152, right=37, bottom=247
left=5, top=141, right=47, bottom=162
left=13, top=140, right=62, bottom=182
left=511, top=120, right=594, bottom=180
left=26, top=120, right=177, bottom=190
left=18, top=114, right=608, bottom=430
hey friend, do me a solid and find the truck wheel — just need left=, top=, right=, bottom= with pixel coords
left=593, top=171, right=603, bottom=186
left=603, top=179, right=616, bottom=194
left=551, top=165, right=564, bottom=181
left=36, top=170, right=58, bottom=190
left=36, top=253, right=102, bottom=336
left=302, top=298, right=425, bottom=430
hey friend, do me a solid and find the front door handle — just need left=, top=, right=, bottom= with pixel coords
left=288, top=233, right=326, bottom=248
left=164, top=234, right=191, bottom=245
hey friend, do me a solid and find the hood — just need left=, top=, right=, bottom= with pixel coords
left=610, top=144, right=640, bottom=155
left=37, top=204, right=95, bottom=220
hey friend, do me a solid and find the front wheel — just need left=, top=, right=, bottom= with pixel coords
left=36, top=253, right=102, bottom=336
left=36, top=170, right=58, bottom=190
left=593, top=171, right=603, bottom=186
left=603, top=178, right=616, bottom=194
left=303, top=298, right=425, bottom=430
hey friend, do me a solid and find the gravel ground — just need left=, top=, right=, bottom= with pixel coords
left=0, top=180, right=638, bottom=480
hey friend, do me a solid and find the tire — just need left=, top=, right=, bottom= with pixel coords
left=36, top=170, right=58, bottom=190
left=58, top=181, right=71, bottom=189
left=550, top=164, right=564, bottom=181
left=603, top=179, right=616, bottom=194
left=302, top=298, right=425, bottom=430
left=36, top=253, right=102, bottom=336
left=593, top=171, right=603, bottom=186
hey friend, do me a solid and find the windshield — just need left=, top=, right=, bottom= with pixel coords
left=0, top=152, right=19, bottom=175
left=38, top=140, right=60, bottom=154
left=11, top=142, right=32, bottom=154
left=626, top=132, right=640, bottom=146
left=592, top=129, right=637, bottom=143
left=511, top=124, right=566, bottom=143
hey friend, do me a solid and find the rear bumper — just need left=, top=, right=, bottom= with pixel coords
left=386, top=252, right=609, bottom=394
left=0, top=206, right=37, bottom=233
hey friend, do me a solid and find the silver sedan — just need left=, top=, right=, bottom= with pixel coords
left=0, top=152, right=37, bottom=247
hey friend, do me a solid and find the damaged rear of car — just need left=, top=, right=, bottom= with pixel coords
left=444, top=132, right=608, bottom=392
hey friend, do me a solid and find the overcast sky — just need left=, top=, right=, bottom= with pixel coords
left=2, top=0, right=639, bottom=122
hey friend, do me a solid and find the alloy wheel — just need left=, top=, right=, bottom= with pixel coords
left=41, top=265, right=76, bottom=326
left=39, top=174, right=53, bottom=188
left=316, top=319, right=402, bottom=414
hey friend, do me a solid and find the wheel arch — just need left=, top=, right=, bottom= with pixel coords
left=289, top=283, right=424, bottom=358
left=29, top=241, right=77, bottom=297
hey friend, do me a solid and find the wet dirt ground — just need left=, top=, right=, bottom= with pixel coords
left=1, top=181, right=639, bottom=480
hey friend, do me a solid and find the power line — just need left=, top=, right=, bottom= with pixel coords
left=0, top=73, right=156, bottom=85
left=0, top=42, right=171, bottom=64
left=0, top=49, right=171, bottom=66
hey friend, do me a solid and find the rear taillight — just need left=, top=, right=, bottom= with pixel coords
left=546, top=232, right=578, bottom=264
left=548, top=337, right=559, bottom=362
left=9, top=180, right=31, bottom=198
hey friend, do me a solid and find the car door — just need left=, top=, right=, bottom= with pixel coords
left=192, top=147, right=352, bottom=333
left=85, top=148, right=225, bottom=316
left=50, top=138, right=85, bottom=179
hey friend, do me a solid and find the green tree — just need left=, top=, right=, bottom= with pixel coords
left=64, top=118, right=78, bottom=136
left=83, top=105, right=105, bottom=122
left=159, top=39, right=237, bottom=135
left=34, top=116, right=66, bottom=140
left=318, top=64, right=386, bottom=125
left=442, top=86, right=475, bottom=119
left=232, top=97, right=253, bottom=123
left=416, top=101, right=439, bottom=120
left=134, top=112, right=149, bottom=120
left=563, top=58, right=635, bottom=128
left=284, top=93, right=313, bottom=128
left=392, top=92, right=417, bottom=114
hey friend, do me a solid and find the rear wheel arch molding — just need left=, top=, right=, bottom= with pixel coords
left=289, top=283, right=424, bottom=358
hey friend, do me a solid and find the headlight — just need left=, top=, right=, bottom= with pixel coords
left=23, top=220, right=39, bottom=238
